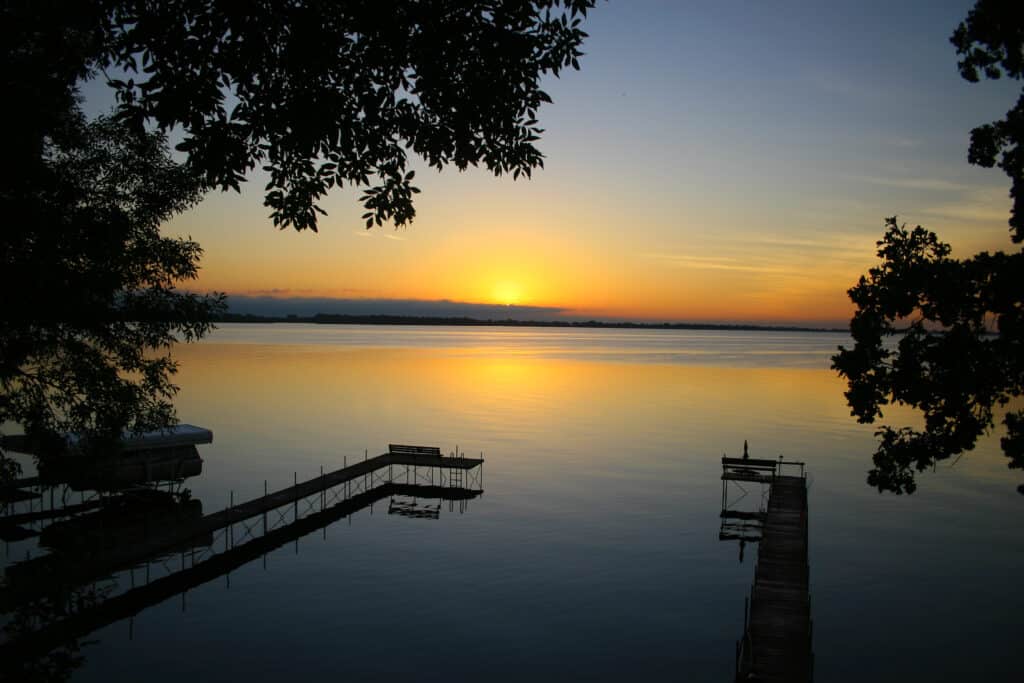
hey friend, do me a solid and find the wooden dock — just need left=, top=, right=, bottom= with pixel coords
left=735, top=473, right=812, bottom=682
left=0, top=481, right=480, bottom=660
left=1, top=447, right=483, bottom=612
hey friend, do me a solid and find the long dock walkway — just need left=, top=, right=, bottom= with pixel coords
left=0, top=481, right=479, bottom=660
left=737, top=473, right=811, bottom=682
left=1, top=448, right=483, bottom=611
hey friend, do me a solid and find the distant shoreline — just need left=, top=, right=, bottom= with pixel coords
left=214, top=313, right=846, bottom=334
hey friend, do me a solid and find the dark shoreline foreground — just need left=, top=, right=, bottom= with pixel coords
left=215, top=313, right=844, bottom=333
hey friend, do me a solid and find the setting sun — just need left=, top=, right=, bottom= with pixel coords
left=492, top=280, right=524, bottom=306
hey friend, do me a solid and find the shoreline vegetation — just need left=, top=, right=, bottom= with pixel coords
left=214, top=312, right=845, bottom=333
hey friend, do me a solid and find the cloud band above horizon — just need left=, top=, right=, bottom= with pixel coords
left=225, top=295, right=568, bottom=321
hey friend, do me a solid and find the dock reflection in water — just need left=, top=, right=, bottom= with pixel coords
left=0, top=441, right=484, bottom=680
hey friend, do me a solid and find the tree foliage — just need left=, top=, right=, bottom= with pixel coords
left=832, top=219, right=1023, bottom=493
left=834, top=1, right=1024, bottom=493
left=1, top=1, right=595, bottom=473
left=1, top=2, right=224, bottom=466
left=951, top=0, right=1024, bottom=242
left=0, top=112, right=226, bottom=459
left=100, top=0, right=595, bottom=231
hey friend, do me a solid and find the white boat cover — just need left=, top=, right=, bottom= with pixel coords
left=119, top=424, right=214, bottom=451
left=63, top=424, right=214, bottom=453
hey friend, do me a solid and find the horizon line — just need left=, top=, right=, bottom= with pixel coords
left=215, top=311, right=848, bottom=334
left=215, top=293, right=851, bottom=330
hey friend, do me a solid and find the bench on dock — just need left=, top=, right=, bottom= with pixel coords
left=388, top=444, right=442, bottom=458
left=721, top=456, right=779, bottom=483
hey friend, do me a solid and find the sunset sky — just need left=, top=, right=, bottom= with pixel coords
left=88, top=0, right=1019, bottom=326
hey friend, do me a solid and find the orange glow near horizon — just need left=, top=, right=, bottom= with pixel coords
left=171, top=152, right=1010, bottom=327
left=185, top=220, right=869, bottom=324
left=188, top=230, right=866, bottom=325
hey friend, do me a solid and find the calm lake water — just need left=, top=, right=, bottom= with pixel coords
left=3, top=324, right=1021, bottom=681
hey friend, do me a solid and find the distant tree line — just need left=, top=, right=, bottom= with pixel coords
left=215, top=312, right=843, bottom=333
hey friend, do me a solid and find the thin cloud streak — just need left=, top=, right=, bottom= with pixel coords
left=917, top=186, right=1013, bottom=226
left=851, top=175, right=973, bottom=192
left=644, top=253, right=792, bottom=274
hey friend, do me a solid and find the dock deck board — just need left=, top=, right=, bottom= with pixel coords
left=738, top=475, right=811, bottom=682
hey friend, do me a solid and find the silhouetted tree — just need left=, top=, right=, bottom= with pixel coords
left=833, top=1, right=1024, bottom=493
left=1, top=1, right=594, bottom=477
left=1, top=3, right=228, bottom=475
left=951, top=0, right=1024, bottom=243
left=101, top=0, right=593, bottom=231
left=0, top=112, right=226, bottom=466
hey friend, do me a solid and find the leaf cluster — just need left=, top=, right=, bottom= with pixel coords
left=832, top=218, right=1024, bottom=493
left=97, top=0, right=596, bottom=231
left=0, top=111, right=225, bottom=459
left=951, top=0, right=1024, bottom=242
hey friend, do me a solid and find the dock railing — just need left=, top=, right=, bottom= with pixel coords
left=775, top=458, right=806, bottom=479
left=721, top=456, right=805, bottom=482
